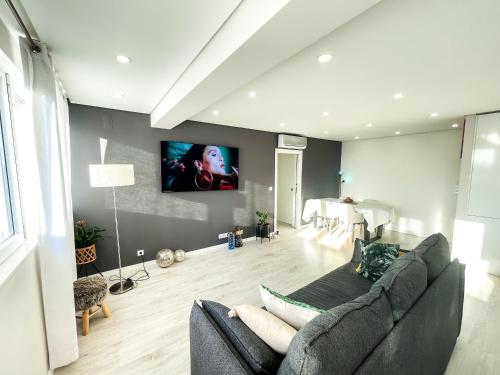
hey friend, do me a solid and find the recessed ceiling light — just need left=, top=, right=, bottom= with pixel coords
left=116, top=55, right=131, bottom=64
left=114, top=92, right=124, bottom=98
left=355, top=136, right=360, bottom=140
left=366, top=123, right=373, bottom=128
left=318, top=54, right=332, bottom=63
left=280, top=122, right=285, bottom=127
left=393, top=92, right=403, bottom=100
left=395, top=131, right=401, bottom=135
left=248, top=91, right=256, bottom=98
left=212, top=110, right=219, bottom=116
left=452, top=123, right=459, bottom=128
left=323, top=111, right=329, bottom=117
left=324, top=130, right=329, bottom=135
left=430, top=112, right=439, bottom=117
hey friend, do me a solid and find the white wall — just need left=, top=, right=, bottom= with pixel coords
left=341, top=129, right=462, bottom=239
left=0, top=18, right=51, bottom=375
left=453, top=114, right=500, bottom=276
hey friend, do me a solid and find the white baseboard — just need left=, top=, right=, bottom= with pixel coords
left=189, top=236, right=257, bottom=257
left=102, top=236, right=258, bottom=276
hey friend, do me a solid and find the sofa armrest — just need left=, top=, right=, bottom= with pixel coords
left=201, top=300, right=282, bottom=374
left=457, top=261, right=466, bottom=336
left=190, top=302, right=254, bottom=375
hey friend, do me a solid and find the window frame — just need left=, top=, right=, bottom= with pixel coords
left=0, top=71, right=25, bottom=265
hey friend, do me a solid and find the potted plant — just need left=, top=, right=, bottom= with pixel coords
left=74, top=220, right=106, bottom=267
left=256, top=210, right=270, bottom=240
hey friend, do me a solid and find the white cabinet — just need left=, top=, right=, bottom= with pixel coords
left=468, top=112, right=500, bottom=219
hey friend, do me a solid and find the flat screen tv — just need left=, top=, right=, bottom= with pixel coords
left=161, top=141, right=239, bottom=192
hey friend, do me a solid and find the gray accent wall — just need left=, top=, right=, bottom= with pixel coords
left=302, top=138, right=342, bottom=223
left=70, top=104, right=341, bottom=272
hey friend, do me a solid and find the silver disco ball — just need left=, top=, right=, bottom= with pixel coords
left=156, top=249, right=175, bottom=268
left=174, top=249, right=186, bottom=262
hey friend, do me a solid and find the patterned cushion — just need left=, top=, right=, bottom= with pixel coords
left=357, top=241, right=400, bottom=282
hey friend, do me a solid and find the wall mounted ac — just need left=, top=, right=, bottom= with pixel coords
left=278, top=134, right=307, bottom=150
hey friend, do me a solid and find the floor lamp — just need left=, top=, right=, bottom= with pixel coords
left=89, top=164, right=135, bottom=295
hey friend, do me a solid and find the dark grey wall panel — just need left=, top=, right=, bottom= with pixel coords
left=69, top=104, right=341, bottom=272
left=301, top=138, right=342, bottom=225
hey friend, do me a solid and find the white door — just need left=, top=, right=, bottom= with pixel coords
left=277, top=153, right=297, bottom=225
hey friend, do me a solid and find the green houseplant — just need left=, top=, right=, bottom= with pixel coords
left=256, top=210, right=270, bottom=240
left=74, top=220, right=106, bottom=266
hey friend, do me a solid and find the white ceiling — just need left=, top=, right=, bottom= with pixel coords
left=15, top=0, right=500, bottom=141
left=17, top=0, right=381, bottom=129
left=19, top=0, right=241, bottom=113
left=150, top=0, right=382, bottom=129
left=192, top=0, right=500, bottom=141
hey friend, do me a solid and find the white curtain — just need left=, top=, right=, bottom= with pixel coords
left=28, top=44, right=79, bottom=369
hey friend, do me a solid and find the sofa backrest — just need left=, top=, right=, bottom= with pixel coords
left=371, top=251, right=428, bottom=321
left=354, top=259, right=464, bottom=375
left=278, top=289, right=394, bottom=375
left=413, top=232, right=451, bottom=283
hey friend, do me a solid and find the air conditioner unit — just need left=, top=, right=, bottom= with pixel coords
left=278, top=134, right=307, bottom=150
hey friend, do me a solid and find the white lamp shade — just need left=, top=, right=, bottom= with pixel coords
left=89, top=164, right=135, bottom=187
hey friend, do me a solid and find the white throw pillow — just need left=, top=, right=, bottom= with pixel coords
left=228, top=304, right=297, bottom=354
left=259, top=284, right=323, bottom=329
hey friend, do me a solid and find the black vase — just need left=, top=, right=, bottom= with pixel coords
left=256, top=223, right=270, bottom=239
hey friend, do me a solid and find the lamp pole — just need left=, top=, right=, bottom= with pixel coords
left=109, top=186, right=134, bottom=294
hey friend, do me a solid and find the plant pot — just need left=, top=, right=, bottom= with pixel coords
left=256, top=223, right=270, bottom=239
left=75, top=244, right=97, bottom=265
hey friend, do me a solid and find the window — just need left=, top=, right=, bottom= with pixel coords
left=0, top=110, right=15, bottom=244
left=0, top=73, right=24, bottom=263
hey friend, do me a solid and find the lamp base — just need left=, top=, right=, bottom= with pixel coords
left=109, top=278, right=135, bottom=295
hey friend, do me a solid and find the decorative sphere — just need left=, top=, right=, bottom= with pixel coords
left=174, top=249, right=186, bottom=262
left=156, top=249, right=175, bottom=268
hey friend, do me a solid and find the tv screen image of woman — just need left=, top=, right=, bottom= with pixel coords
left=161, top=141, right=239, bottom=192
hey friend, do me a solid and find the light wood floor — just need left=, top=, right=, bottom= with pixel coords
left=55, top=225, right=500, bottom=375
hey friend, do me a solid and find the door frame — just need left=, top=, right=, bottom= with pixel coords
left=274, top=148, right=303, bottom=231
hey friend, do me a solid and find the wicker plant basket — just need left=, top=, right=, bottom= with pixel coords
left=75, top=244, right=97, bottom=265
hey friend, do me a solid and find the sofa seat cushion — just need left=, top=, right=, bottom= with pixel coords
left=278, top=289, right=394, bottom=375
left=287, top=262, right=374, bottom=311
left=372, top=251, right=427, bottom=322
left=413, top=233, right=451, bottom=283
left=202, top=300, right=283, bottom=375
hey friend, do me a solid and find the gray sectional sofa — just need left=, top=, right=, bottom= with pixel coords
left=190, top=233, right=465, bottom=375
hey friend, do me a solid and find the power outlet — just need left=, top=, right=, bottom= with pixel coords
left=137, top=249, right=144, bottom=257
left=218, top=232, right=228, bottom=240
